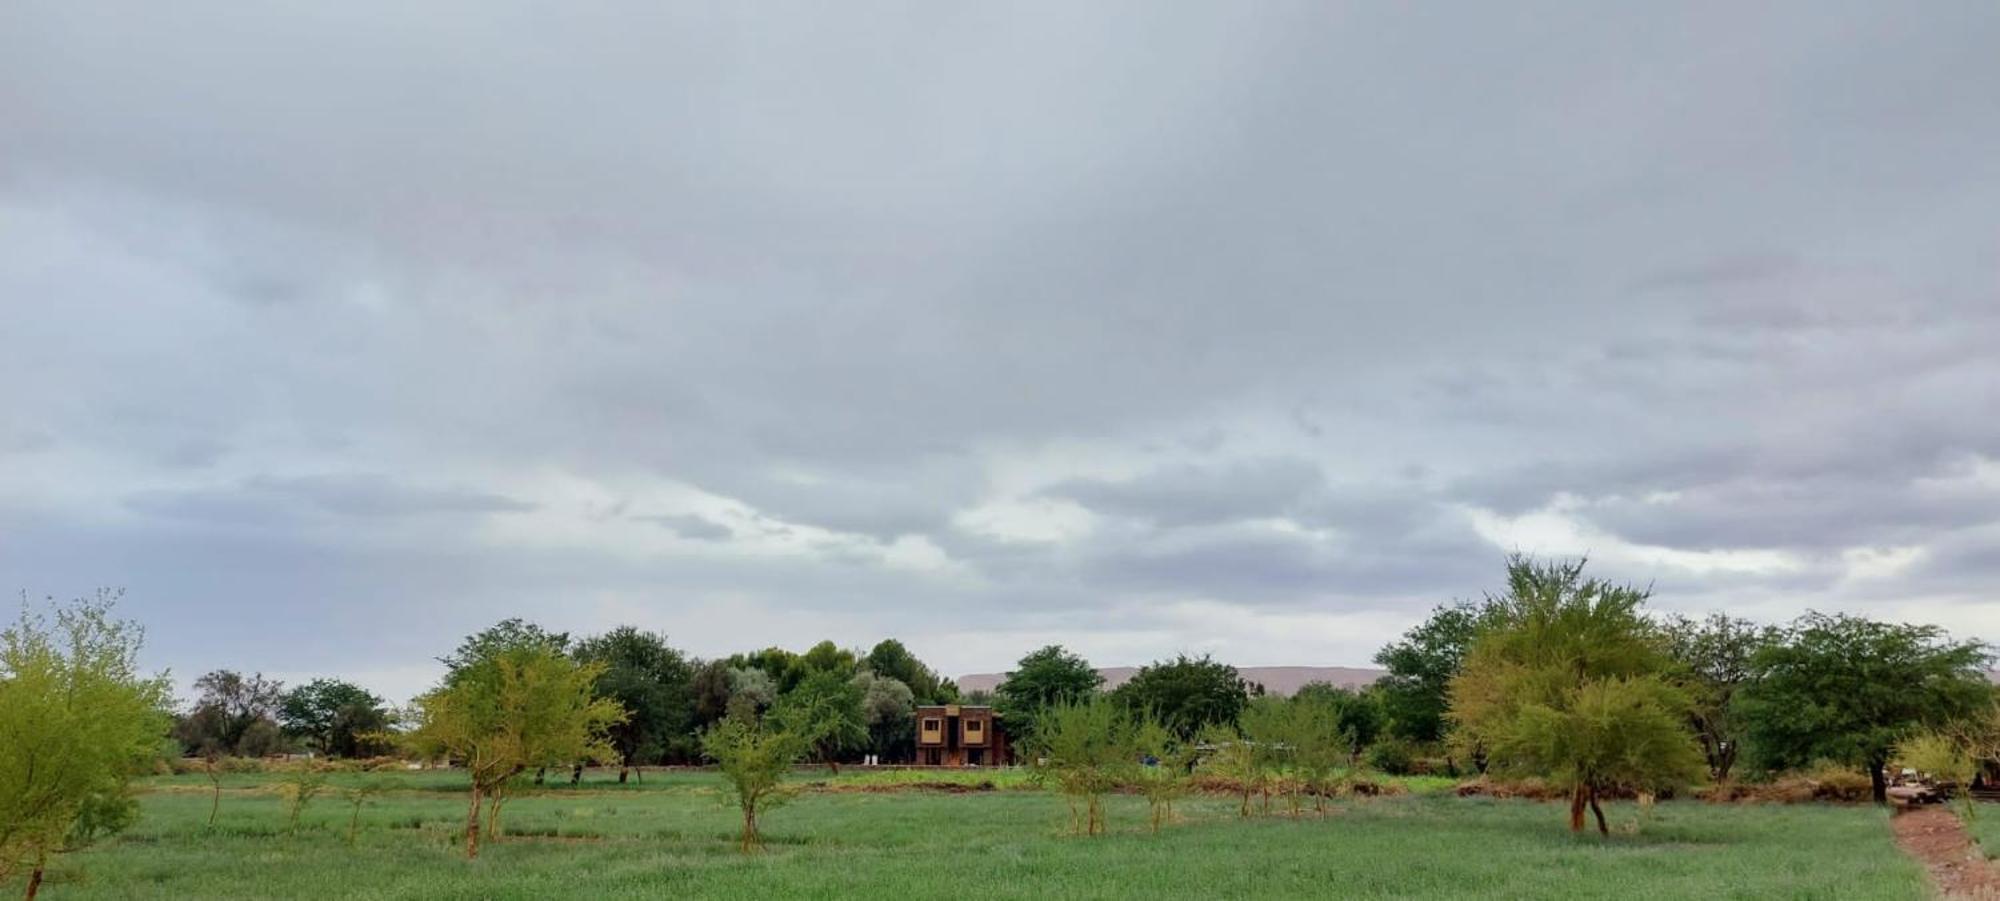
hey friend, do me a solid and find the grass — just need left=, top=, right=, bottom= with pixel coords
left=1962, top=801, right=2000, bottom=860
left=26, top=769, right=1926, bottom=899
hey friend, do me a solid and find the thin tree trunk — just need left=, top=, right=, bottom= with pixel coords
left=208, top=782, right=221, bottom=827
left=348, top=801, right=363, bottom=846
left=1568, top=783, right=1588, bottom=832
left=741, top=807, right=758, bottom=852
left=464, top=786, right=483, bottom=860
left=1868, top=759, right=1889, bottom=806
left=24, top=850, right=47, bottom=901
left=1588, top=786, right=1608, bottom=836
left=570, top=763, right=583, bottom=786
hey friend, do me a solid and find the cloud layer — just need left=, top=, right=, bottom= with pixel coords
left=3, top=1, right=1997, bottom=701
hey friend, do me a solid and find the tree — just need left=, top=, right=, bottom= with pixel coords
left=1374, top=600, right=1500, bottom=746
left=406, top=644, right=624, bottom=858
left=1, top=592, right=172, bottom=900
left=1449, top=556, right=1704, bottom=834
left=795, top=640, right=858, bottom=679
left=995, top=645, right=1102, bottom=745
left=1132, top=717, right=1195, bottom=832
left=572, top=627, right=696, bottom=776
left=731, top=647, right=803, bottom=693
left=439, top=618, right=569, bottom=681
left=1734, top=612, right=1991, bottom=804
left=1112, top=654, right=1249, bottom=740
left=278, top=679, right=393, bottom=758
left=854, top=671, right=916, bottom=761
left=1284, top=694, right=1347, bottom=814
left=1236, top=695, right=1293, bottom=816
left=701, top=712, right=808, bottom=852
left=1030, top=697, right=1136, bottom=836
left=1659, top=613, right=1774, bottom=781
left=863, top=639, right=958, bottom=705
left=690, top=659, right=736, bottom=728
left=726, top=667, right=777, bottom=719
left=175, top=669, right=286, bottom=757
left=1294, top=682, right=1386, bottom=763
left=773, top=669, right=868, bottom=774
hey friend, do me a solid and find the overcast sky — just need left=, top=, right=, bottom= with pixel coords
left=4, top=2, right=1997, bottom=703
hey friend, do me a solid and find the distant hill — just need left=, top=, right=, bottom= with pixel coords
left=953, top=665, right=1388, bottom=698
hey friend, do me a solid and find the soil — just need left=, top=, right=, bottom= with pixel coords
left=1892, top=806, right=2000, bottom=899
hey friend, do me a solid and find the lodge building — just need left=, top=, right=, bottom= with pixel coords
left=914, top=704, right=1011, bottom=766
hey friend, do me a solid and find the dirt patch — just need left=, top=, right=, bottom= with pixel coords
left=1892, top=806, right=2000, bottom=899
left=807, top=780, right=997, bottom=794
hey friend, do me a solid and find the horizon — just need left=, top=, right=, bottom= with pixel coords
left=5, top=3, right=1998, bottom=707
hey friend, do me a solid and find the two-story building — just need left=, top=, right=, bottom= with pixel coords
left=914, top=704, right=1011, bottom=766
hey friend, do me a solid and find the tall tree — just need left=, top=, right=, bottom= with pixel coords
left=278, top=679, right=392, bottom=758
left=1449, top=557, right=1703, bottom=834
left=731, top=648, right=803, bottom=693
left=853, top=671, right=916, bottom=761
left=690, top=659, right=736, bottom=728
left=1659, top=613, right=1774, bottom=781
left=572, top=627, right=696, bottom=775
left=1294, top=682, right=1386, bottom=762
left=439, top=618, right=569, bottom=682
left=1734, top=612, right=1991, bottom=804
left=773, top=669, right=868, bottom=774
left=1, top=592, right=171, bottom=901
left=995, top=645, right=1102, bottom=744
left=795, top=640, right=858, bottom=679
left=863, top=639, right=958, bottom=704
left=406, top=644, right=623, bottom=859
left=1111, top=654, right=1249, bottom=739
left=1374, top=600, right=1500, bottom=744
left=175, top=669, right=287, bottom=757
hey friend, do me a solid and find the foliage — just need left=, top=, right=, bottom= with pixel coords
left=278, top=679, right=393, bottom=758
left=1131, top=717, right=1195, bottom=831
left=1898, top=731, right=1977, bottom=820
left=863, top=639, right=958, bottom=705
left=1734, top=612, right=1991, bottom=804
left=796, top=640, right=858, bottom=679
left=439, top=619, right=570, bottom=683
left=1029, top=697, right=1137, bottom=835
left=853, top=671, right=916, bottom=761
left=995, top=645, right=1102, bottom=746
left=0, top=591, right=172, bottom=890
left=1374, top=600, right=1501, bottom=745
left=175, top=669, right=287, bottom=757
left=772, top=669, right=869, bottom=773
left=1112, top=654, right=1249, bottom=740
left=690, top=659, right=736, bottom=728
left=1449, top=556, right=1703, bottom=834
left=700, top=713, right=808, bottom=851
left=572, top=627, right=696, bottom=770
left=1282, top=693, right=1348, bottom=813
left=275, top=765, right=329, bottom=835
left=1659, top=613, right=1774, bottom=781
left=725, top=667, right=777, bottom=719
left=405, top=643, right=624, bottom=858
left=1294, top=682, right=1386, bottom=762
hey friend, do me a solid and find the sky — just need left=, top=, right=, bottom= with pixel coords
left=3, top=2, right=1998, bottom=705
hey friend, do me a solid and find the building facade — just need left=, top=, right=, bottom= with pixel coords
left=914, top=704, right=1011, bottom=766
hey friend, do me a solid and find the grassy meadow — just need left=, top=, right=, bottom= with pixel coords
left=21, top=768, right=1933, bottom=899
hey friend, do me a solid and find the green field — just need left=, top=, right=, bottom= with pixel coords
left=31, top=770, right=1926, bottom=900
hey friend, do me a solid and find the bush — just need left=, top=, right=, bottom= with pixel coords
left=1366, top=739, right=1417, bottom=776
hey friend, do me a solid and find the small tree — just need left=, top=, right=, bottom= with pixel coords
left=1449, top=557, right=1704, bottom=834
left=1, top=592, right=172, bottom=900
left=1285, top=694, right=1346, bottom=814
left=1031, top=697, right=1136, bottom=836
left=1237, top=696, right=1293, bottom=816
left=1734, top=613, right=1991, bottom=804
left=276, top=765, right=329, bottom=836
left=1197, top=722, right=1263, bottom=818
left=342, top=778, right=392, bottom=846
left=701, top=713, right=808, bottom=852
left=1132, top=717, right=1194, bottom=832
left=1900, top=731, right=1978, bottom=821
left=406, top=645, right=623, bottom=859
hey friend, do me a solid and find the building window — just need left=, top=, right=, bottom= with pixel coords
left=921, top=717, right=942, bottom=741
left=964, top=720, right=984, bottom=742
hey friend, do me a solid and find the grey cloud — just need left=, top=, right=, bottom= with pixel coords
left=124, top=474, right=533, bottom=524
left=1046, top=459, right=1327, bottom=528
left=640, top=514, right=734, bottom=541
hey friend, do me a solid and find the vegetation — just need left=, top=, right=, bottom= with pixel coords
left=571, top=627, right=696, bottom=774
left=700, top=713, right=808, bottom=851
left=1660, top=613, right=1772, bottom=782
left=0, top=592, right=172, bottom=900
left=1374, top=599, right=1499, bottom=747
left=1111, top=654, right=1250, bottom=739
left=1029, top=697, right=1137, bottom=835
left=278, top=679, right=394, bottom=759
left=1734, top=612, right=1991, bottom=804
left=1449, top=557, right=1704, bottom=834
left=994, top=645, right=1102, bottom=745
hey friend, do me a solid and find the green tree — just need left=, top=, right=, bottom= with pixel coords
left=1449, top=557, right=1704, bottom=834
left=995, top=645, right=1102, bottom=745
left=701, top=712, right=809, bottom=852
left=1374, top=600, right=1500, bottom=746
left=439, top=618, right=569, bottom=681
left=863, top=639, right=958, bottom=704
left=1132, top=717, right=1195, bottom=832
left=1659, top=613, right=1774, bottom=781
left=278, top=679, right=393, bottom=758
left=406, top=644, right=624, bottom=858
left=1030, top=697, right=1137, bottom=836
left=174, top=669, right=287, bottom=757
left=726, top=667, right=777, bottom=719
left=1294, top=682, right=1386, bottom=763
left=1734, top=612, right=1991, bottom=804
left=1, top=592, right=171, bottom=900
left=773, top=669, right=868, bottom=774
left=572, top=627, right=696, bottom=776
left=795, top=640, right=858, bottom=679
left=1112, top=654, right=1249, bottom=740
left=853, top=670, right=916, bottom=761
left=690, top=659, right=736, bottom=728
left=731, top=647, right=803, bottom=693
left=1284, top=694, right=1347, bottom=814
left=1236, top=695, right=1292, bottom=816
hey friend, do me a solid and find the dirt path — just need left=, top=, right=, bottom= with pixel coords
left=1893, top=806, right=2000, bottom=899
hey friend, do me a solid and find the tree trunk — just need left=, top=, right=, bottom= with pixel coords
left=464, top=786, right=483, bottom=860
left=24, top=851, right=46, bottom=901
left=1568, top=783, right=1588, bottom=832
left=533, top=767, right=546, bottom=786
left=827, top=757, right=840, bottom=776
left=740, top=807, right=758, bottom=852
left=1869, top=758, right=1889, bottom=806
left=1588, top=786, right=1608, bottom=836
left=570, top=763, right=583, bottom=786
left=208, top=782, right=221, bottom=827
left=618, top=764, right=629, bottom=784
